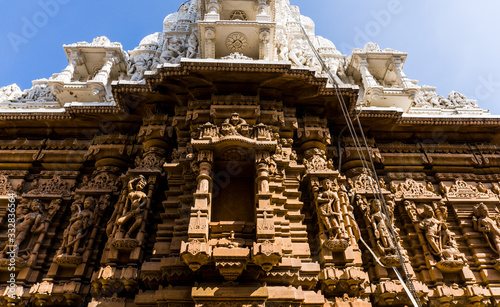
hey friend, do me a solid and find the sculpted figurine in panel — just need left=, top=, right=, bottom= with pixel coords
left=368, top=199, right=395, bottom=252
left=186, top=32, right=198, bottom=59
left=160, top=36, right=186, bottom=64
left=473, top=203, right=500, bottom=264
left=116, top=175, right=148, bottom=239
left=1, top=199, right=45, bottom=261
left=221, top=113, right=249, bottom=137
left=315, top=179, right=349, bottom=251
left=59, top=197, right=95, bottom=256
left=405, top=200, right=466, bottom=272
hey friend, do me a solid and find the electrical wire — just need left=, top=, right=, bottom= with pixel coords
left=282, top=2, right=422, bottom=306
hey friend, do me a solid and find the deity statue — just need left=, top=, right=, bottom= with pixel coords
left=315, top=179, right=348, bottom=241
left=473, top=203, right=500, bottom=258
left=221, top=113, right=248, bottom=136
left=369, top=199, right=396, bottom=256
left=161, top=36, right=186, bottom=64
left=405, top=201, right=466, bottom=268
left=276, top=31, right=289, bottom=61
left=128, top=55, right=148, bottom=81
left=186, top=32, right=198, bottom=58
left=417, top=203, right=445, bottom=258
left=1, top=199, right=44, bottom=258
left=288, top=41, right=306, bottom=67
left=115, top=175, right=148, bottom=239
left=60, top=197, right=95, bottom=256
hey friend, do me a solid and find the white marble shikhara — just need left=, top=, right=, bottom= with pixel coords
left=0, top=0, right=492, bottom=117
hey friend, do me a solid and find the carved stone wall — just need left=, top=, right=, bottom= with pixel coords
left=1, top=1, right=500, bottom=307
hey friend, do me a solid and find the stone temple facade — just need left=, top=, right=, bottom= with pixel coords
left=1, top=1, right=500, bottom=306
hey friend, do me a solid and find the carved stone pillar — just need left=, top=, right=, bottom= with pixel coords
left=255, top=0, right=271, bottom=21
left=359, top=57, right=380, bottom=89
left=91, top=54, right=115, bottom=83
left=204, top=28, right=216, bottom=59
left=181, top=149, right=213, bottom=271
left=205, top=0, right=221, bottom=21
left=259, top=29, right=271, bottom=61
left=252, top=151, right=282, bottom=272
left=54, top=51, right=82, bottom=83
left=391, top=56, right=417, bottom=89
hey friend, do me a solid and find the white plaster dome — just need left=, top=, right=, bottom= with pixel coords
left=163, top=12, right=179, bottom=32
left=315, top=36, right=341, bottom=55
left=139, top=33, right=161, bottom=47
left=129, top=32, right=161, bottom=57
left=300, top=15, right=315, bottom=36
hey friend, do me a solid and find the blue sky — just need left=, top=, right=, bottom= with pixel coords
left=1, top=0, right=500, bottom=114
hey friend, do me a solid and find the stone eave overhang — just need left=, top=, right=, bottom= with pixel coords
left=0, top=102, right=123, bottom=121
left=112, top=59, right=359, bottom=111
left=357, top=106, right=500, bottom=126
left=0, top=60, right=359, bottom=121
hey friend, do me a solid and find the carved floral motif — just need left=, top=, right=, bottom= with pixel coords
left=26, top=175, right=71, bottom=197
left=303, top=148, right=334, bottom=173
left=391, top=178, right=437, bottom=199
left=446, top=179, right=497, bottom=200
left=0, top=175, right=13, bottom=195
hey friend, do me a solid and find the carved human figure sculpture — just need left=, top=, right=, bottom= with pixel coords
left=221, top=113, right=248, bottom=136
left=417, top=204, right=444, bottom=258
left=1, top=199, right=44, bottom=258
left=60, top=197, right=95, bottom=256
left=370, top=199, right=395, bottom=256
left=186, top=32, right=198, bottom=59
left=473, top=203, right=500, bottom=258
left=316, top=179, right=348, bottom=240
left=116, top=175, right=148, bottom=239
left=0, top=199, right=45, bottom=258
left=129, top=55, right=148, bottom=82
left=161, top=36, right=186, bottom=64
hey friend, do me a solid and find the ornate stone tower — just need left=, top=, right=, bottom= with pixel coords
left=198, top=0, right=275, bottom=60
left=0, top=1, right=500, bottom=306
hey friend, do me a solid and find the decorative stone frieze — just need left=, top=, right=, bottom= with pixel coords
left=3, top=0, right=500, bottom=306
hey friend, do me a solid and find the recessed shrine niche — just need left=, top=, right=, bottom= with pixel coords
left=211, top=150, right=255, bottom=224
left=190, top=101, right=278, bottom=265
left=210, top=147, right=256, bottom=249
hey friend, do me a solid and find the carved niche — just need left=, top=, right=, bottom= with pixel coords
left=404, top=200, right=467, bottom=273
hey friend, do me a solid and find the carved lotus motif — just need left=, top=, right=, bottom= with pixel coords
left=226, top=32, right=248, bottom=52
left=0, top=257, right=27, bottom=272
left=55, top=254, right=83, bottom=267
left=323, top=238, right=350, bottom=252
left=380, top=255, right=401, bottom=267
left=112, top=238, right=139, bottom=250
left=435, top=259, right=465, bottom=273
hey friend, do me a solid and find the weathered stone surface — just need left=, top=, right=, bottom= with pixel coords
left=1, top=1, right=500, bottom=307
